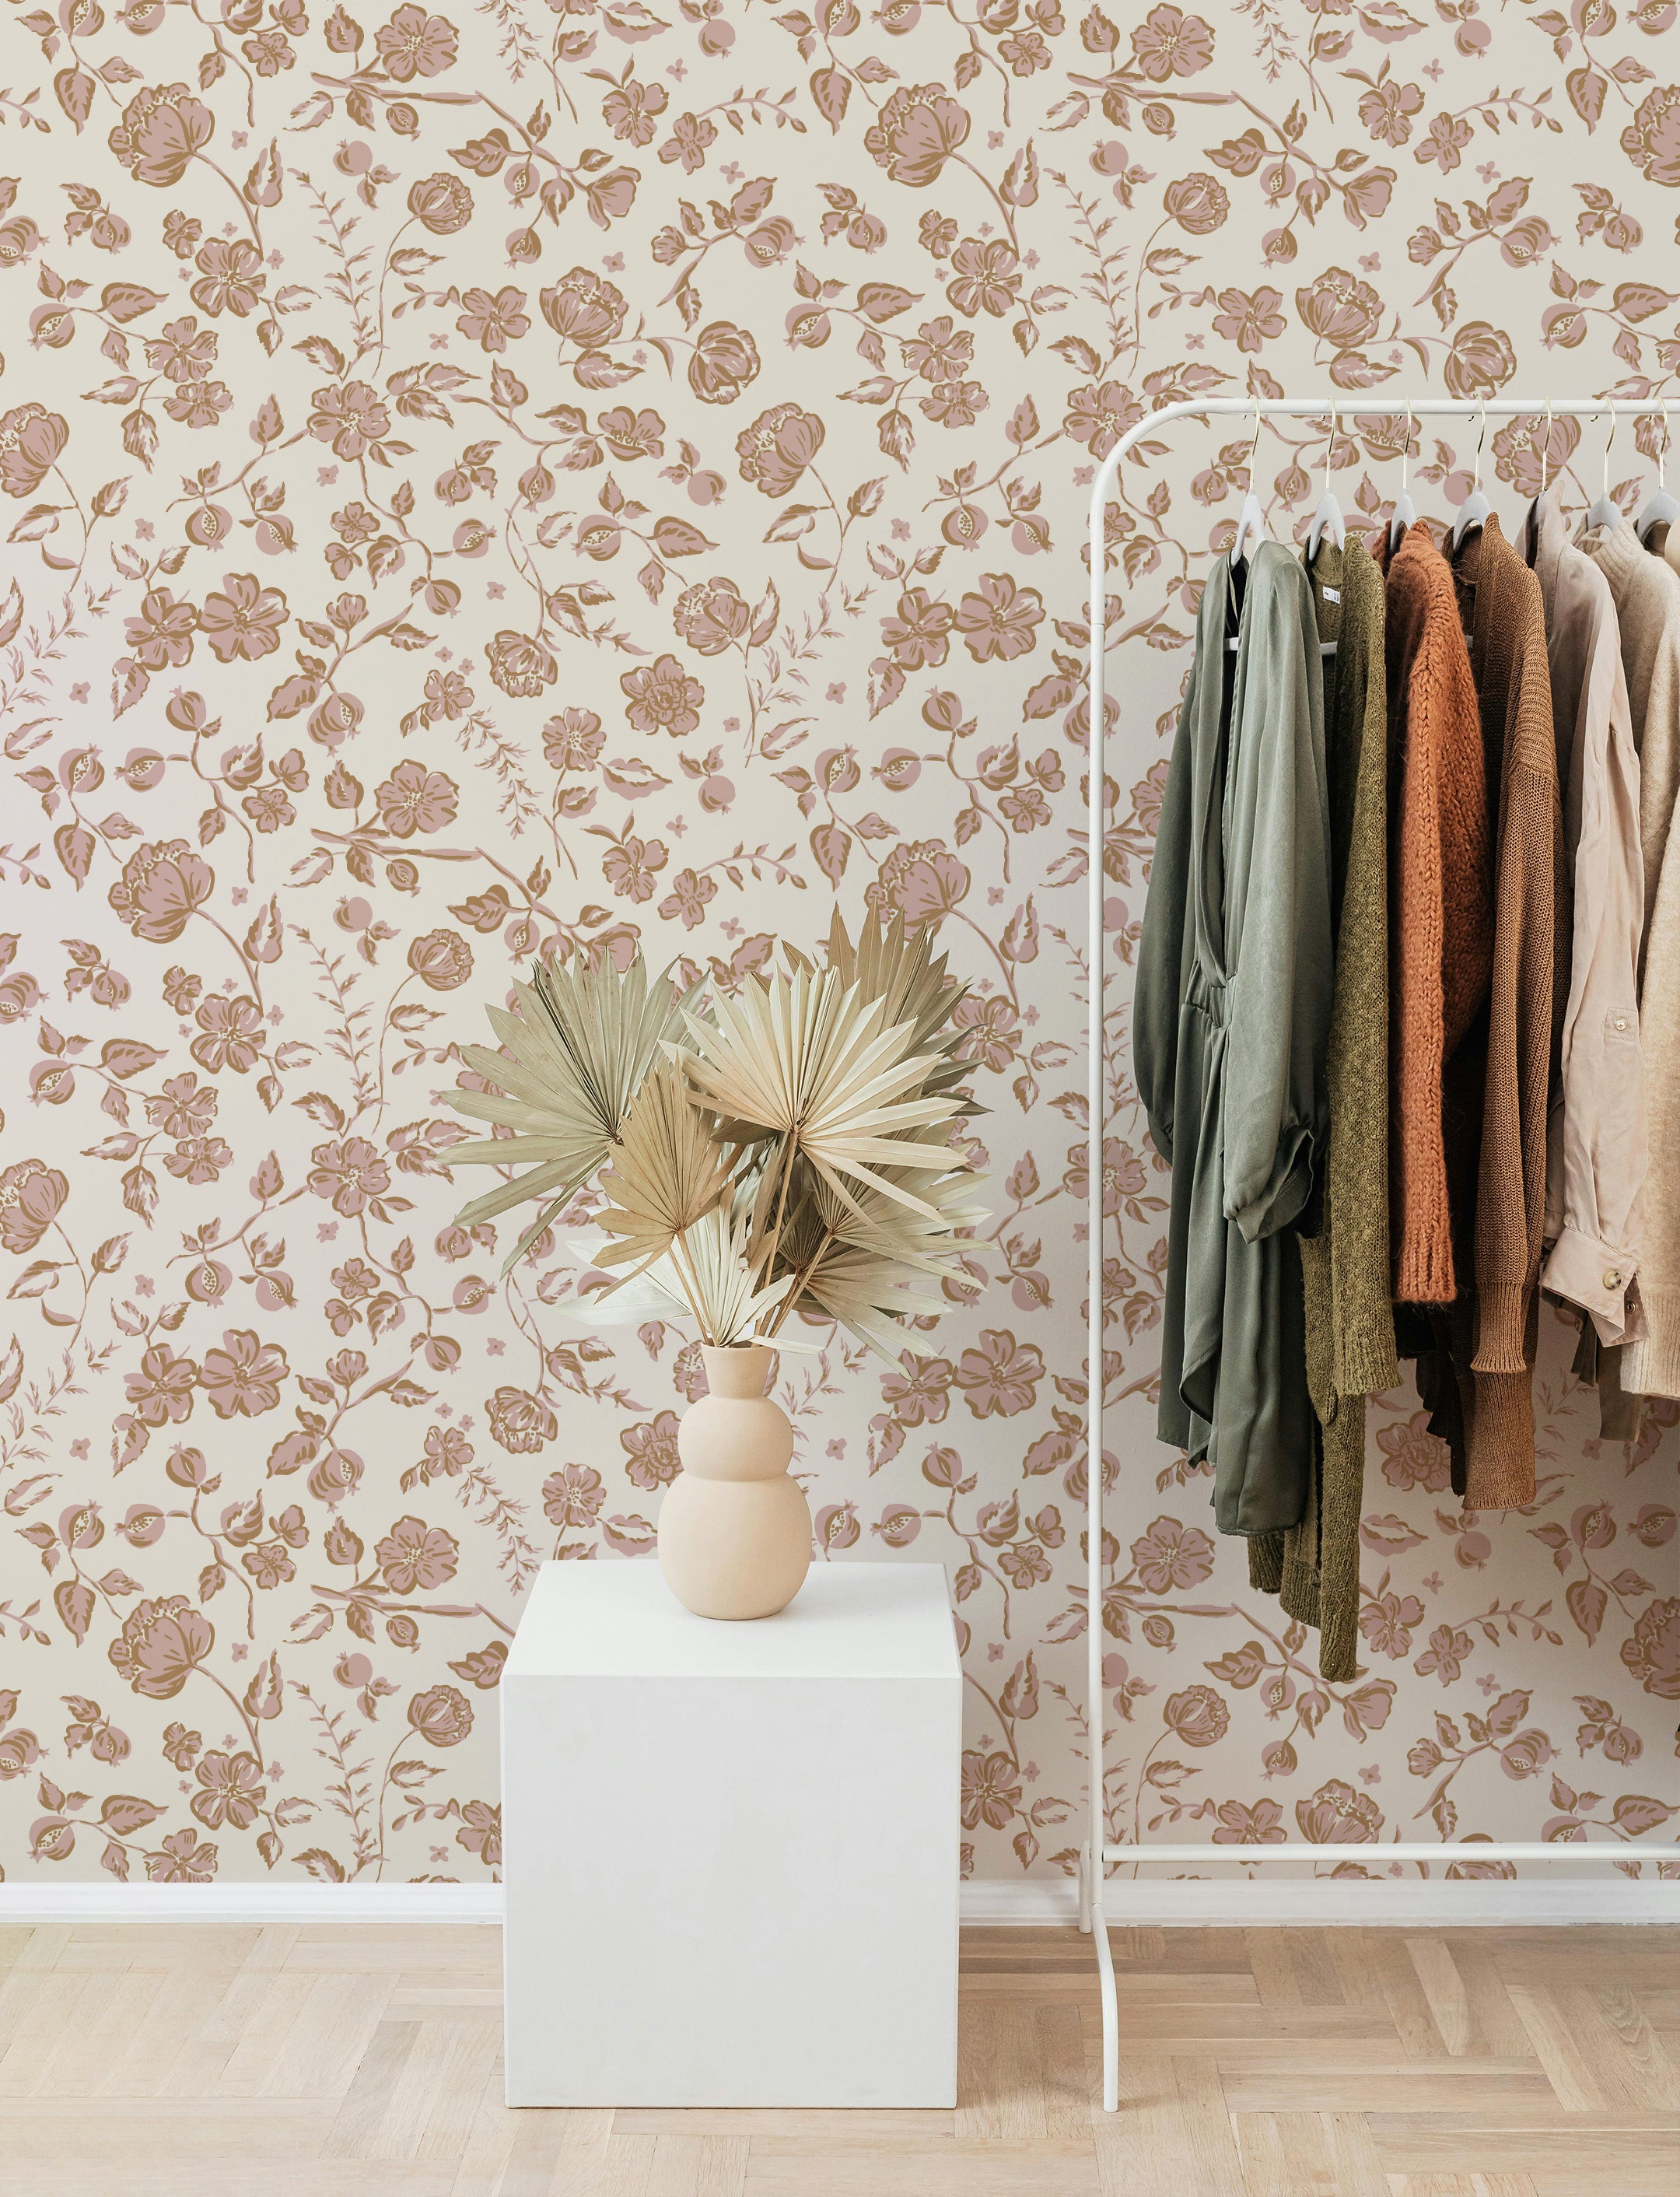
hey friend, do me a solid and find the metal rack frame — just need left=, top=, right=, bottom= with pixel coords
left=1081, top=396, right=1676, bottom=2114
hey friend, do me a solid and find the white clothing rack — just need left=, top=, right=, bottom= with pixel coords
left=1082, top=396, right=1676, bottom=2114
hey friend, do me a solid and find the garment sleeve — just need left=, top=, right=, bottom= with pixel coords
left=1326, top=553, right=1400, bottom=1396
left=1132, top=658, right=1201, bottom=1167
left=1470, top=610, right=1558, bottom=1381
left=1541, top=627, right=1647, bottom=1343
left=1223, top=567, right=1333, bottom=1242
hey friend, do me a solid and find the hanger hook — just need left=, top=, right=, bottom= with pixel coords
left=1323, top=407, right=1336, bottom=492
left=1663, top=397, right=1673, bottom=494
left=1402, top=403, right=1414, bottom=496
left=1541, top=399, right=1554, bottom=496
left=1248, top=398, right=1262, bottom=471
left=1473, top=398, right=1487, bottom=492
left=1603, top=404, right=1617, bottom=504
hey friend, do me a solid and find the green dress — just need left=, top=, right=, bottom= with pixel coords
left=1135, top=541, right=1334, bottom=1536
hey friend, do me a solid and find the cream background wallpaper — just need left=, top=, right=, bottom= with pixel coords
left=0, top=0, right=1676, bottom=1886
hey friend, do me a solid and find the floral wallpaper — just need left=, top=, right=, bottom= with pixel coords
left=1, top=0, right=1677, bottom=1890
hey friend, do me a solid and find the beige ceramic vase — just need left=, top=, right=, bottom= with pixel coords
left=657, top=1342, right=811, bottom=1621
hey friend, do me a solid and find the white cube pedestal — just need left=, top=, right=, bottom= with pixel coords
left=501, top=1559, right=961, bottom=2108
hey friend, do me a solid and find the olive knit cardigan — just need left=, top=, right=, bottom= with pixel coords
left=1249, top=538, right=1398, bottom=1681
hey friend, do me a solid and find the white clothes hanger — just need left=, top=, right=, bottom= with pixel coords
left=1636, top=398, right=1678, bottom=545
left=1586, top=406, right=1624, bottom=531
left=1231, top=401, right=1266, bottom=566
left=1451, top=398, right=1492, bottom=551
left=1305, top=408, right=1346, bottom=560
left=1388, top=404, right=1416, bottom=552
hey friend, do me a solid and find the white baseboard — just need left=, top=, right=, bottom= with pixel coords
left=0, top=1876, right=1671, bottom=1928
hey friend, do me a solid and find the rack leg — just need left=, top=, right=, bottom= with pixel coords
left=1077, top=1842, right=1092, bottom=1934
left=1092, top=1894, right=1118, bottom=2113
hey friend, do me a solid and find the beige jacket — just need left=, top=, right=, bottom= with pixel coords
left=1594, top=520, right=1680, bottom=1399
left=1525, top=498, right=1646, bottom=1346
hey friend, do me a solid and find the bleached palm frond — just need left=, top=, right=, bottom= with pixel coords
left=824, top=908, right=980, bottom=1115
left=449, top=950, right=688, bottom=1270
left=666, top=1196, right=800, bottom=1347
left=675, top=968, right=966, bottom=1218
left=595, top=1062, right=734, bottom=1273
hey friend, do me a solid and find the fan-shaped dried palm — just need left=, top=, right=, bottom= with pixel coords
left=765, top=1164, right=986, bottom=1359
left=594, top=1061, right=735, bottom=1275
left=449, top=951, right=688, bottom=1270
left=628, top=1193, right=795, bottom=1347
left=675, top=967, right=966, bottom=1220
left=824, top=908, right=978, bottom=1113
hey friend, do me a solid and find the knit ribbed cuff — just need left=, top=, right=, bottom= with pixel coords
left=1395, top=1228, right=1457, bottom=1307
left=1621, top=1286, right=1680, bottom=1401
left=1462, top=1368, right=1536, bottom=1509
left=1335, top=1311, right=1401, bottom=1399
left=1470, top=1281, right=1531, bottom=1375
left=1542, top=1226, right=1637, bottom=1346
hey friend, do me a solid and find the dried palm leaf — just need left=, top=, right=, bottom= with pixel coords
left=675, top=967, right=966, bottom=1218
left=594, top=1061, right=734, bottom=1274
left=449, top=951, right=688, bottom=1270
left=824, top=907, right=980, bottom=1115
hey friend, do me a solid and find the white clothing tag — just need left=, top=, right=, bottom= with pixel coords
left=1321, top=585, right=1340, bottom=601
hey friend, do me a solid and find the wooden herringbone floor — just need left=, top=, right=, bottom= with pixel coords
left=0, top=1923, right=1675, bottom=2194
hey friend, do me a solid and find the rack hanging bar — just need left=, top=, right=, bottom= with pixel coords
left=1083, top=394, right=1678, bottom=2115
left=1101, top=1842, right=1646, bottom=1866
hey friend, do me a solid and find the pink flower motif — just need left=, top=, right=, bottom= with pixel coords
left=1129, top=1515, right=1216, bottom=1593
left=109, top=1594, right=214, bottom=1698
left=376, top=1514, right=460, bottom=1593
left=865, top=85, right=971, bottom=187
left=190, top=1748, right=264, bottom=1828
left=1621, top=1598, right=1680, bottom=1699
left=735, top=402, right=825, bottom=496
left=867, top=839, right=970, bottom=930
left=620, top=653, right=704, bottom=736
left=543, top=1463, right=605, bottom=1529
left=191, top=993, right=264, bottom=1074
left=1130, top=5, right=1215, bottom=80
left=954, top=1329, right=1045, bottom=1417
left=1376, top=1413, right=1451, bottom=1491
left=308, top=1137, right=393, bottom=1215
left=621, top=1409, right=681, bottom=1488
left=198, top=1329, right=289, bottom=1418
left=1295, top=1778, right=1383, bottom=1843
left=0, top=403, right=68, bottom=497
left=108, top=83, right=215, bottom=187
left=408, top=1683, right=474, bottom=1746
left=108, top=839, right=213, bottom=942
left=0, top=1158, right=68, bottom=1254
left=145, top=1828, right=218, bottom=1881
left=488, top=1385, right=557, bottom=1453
left=880, top=1351, right=953, bottom=1428
left=457, top=1799, right=502, bottom=1865
left=375, top=759, right=459, bottom=836
left=954, top=573, right=1044, bottom=663
left=1164, top=1685, right=1229, bottom=1747
left=308, top=380, right=390, bottom=459
left=374, top=4, right=457, bottom=80
left=199, top=573, right=288, bottom=663
left=1211, top=1799, right=1286, bottom=1844
left=124, top=1344, right=198, bottom=1427
left=960, top=1747, right=1020, bottom=1830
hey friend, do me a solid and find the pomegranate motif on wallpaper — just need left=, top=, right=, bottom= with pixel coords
left=0, top=0, right=1676, bottom=1883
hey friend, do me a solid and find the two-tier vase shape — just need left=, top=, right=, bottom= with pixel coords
left=657, top=1342, right=812, bottom=1621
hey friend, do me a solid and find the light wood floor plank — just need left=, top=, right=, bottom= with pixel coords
left=0, top=1919, right=1668, bottom=2195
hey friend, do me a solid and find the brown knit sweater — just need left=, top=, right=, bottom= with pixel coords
left=1459, top=513, right=1561, bottom=1508
left=1379, top=524, right=1492, bottom=1305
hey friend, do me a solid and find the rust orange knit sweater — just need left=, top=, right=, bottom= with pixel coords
left=1380, top=524, right=1492, bottom=1305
